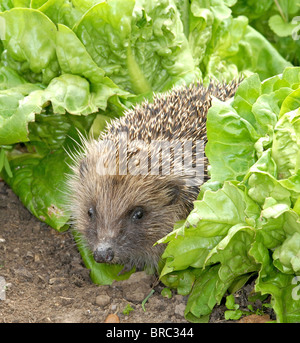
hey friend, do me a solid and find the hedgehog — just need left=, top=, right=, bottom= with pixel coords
left=67, top=80, right=240, bottom=273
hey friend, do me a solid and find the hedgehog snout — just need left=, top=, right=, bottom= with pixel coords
left=93, top=242, right=114, bottom=264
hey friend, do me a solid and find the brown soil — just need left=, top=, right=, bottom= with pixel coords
left=0, top=180, right=274, bottom=323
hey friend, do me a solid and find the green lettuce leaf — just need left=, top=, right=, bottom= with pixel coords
left=0, top=8, right=59, bottom=84
left=1, top=112, right=95, bottom=228
left=204, top=225, right=260, bottom=281
left=205, top=95, right=258, bottom=182
left=36, top=0, right=83, bottom=28
left=184, top=264, right=232, bottom=323
left=0, top=81, right=43, bottom=145
left=273, top=232, right=300, bottom=274
left=179, top=0, right=291, bottom=83
left=56, top=24, right=131, bottom=112
left=250, top=240, right=300, bottom=323
left=74, top=0, right=200, bottom=94
left=1, top=150, right=70, bottom=230
left=272, top=109, right=300, bottom=179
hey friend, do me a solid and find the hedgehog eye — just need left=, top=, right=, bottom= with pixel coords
left=87, top=207, right=95, bottom=218
left=131, top=207, right=144, bottom=222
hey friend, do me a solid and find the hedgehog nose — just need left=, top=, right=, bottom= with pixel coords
left=93, top=245, right=114, bottom=263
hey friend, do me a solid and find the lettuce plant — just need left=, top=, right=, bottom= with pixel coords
left=159, top=67, right=300, bottom=323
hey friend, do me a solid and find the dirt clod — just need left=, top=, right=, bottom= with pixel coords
left=95, top=294, right=111, bottom=308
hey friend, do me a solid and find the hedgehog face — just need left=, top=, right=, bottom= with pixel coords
left=89, top=178, right=190, bottom=270
left=69, top=151, right=195, bottom=271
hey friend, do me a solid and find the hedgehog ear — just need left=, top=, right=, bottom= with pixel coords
left=166, top=181, right=182, bottom=205
left=166, top=180, right=200, bottom=208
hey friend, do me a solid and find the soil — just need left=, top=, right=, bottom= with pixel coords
left=0, top=180, right=275, bottom=323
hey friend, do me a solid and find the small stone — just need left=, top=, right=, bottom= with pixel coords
left=105, top=314, right=120, bottom=323
left=14, top=267, right=33, bottom=281
left=26, top=251, right=34, bottom=260
left=60, top=297, right=74, bottom=306
left=49, top=277, right=66, bottom=285
left=125, top=292, right=146, bottom=303
left=32, top=224, right=40, bottom=234
left=95, top=294, right=111, bottom=307
left=174, top=294, right=185, bottom=302
left=174, top=303, right=186, bottom=317
left=114, top=271, right=155, bottom=304
left=110, top=304, right=117, bottom=311
left=37, top=275, right=46, bottom=283
left=0, top=276, right=7, bottom=300
left=122, top=271, right=155, bottom=286
left=34, top=254, right=41, bottom=262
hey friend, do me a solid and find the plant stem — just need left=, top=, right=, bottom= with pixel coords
left=274, top=0, right=287, bottom=22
